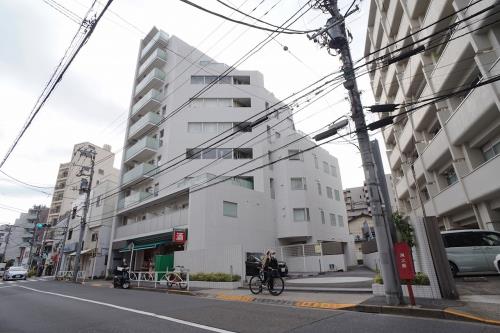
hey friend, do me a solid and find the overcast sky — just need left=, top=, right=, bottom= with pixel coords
left=0, top=0, right=388, bottom=224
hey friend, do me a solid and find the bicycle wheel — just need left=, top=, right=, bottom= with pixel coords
left=249, top=275, right=263, bottom=294
left=268, top=277, right=284, bottom=296
left=166, top=273, right=175, bottom=288
left=178, top=281, right=188, bottom=289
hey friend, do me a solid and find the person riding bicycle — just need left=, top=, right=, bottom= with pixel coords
left=261, top=250, right=278, bottom=284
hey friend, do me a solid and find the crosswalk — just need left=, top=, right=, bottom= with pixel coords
left=0, top=277, right=52, bottom=286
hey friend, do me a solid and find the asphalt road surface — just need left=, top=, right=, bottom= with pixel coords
left=1, top=280, right=499, bottom=333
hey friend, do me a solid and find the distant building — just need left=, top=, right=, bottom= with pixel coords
left=348, top=213, right=375, bottom=262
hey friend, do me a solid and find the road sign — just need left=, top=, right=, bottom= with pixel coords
left=394, top=242, right=416, bottom=305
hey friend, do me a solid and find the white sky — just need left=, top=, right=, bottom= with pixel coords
left=0, top=0, right=389, bottom=224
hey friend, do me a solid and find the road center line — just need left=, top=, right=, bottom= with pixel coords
left=18, top=286, right=236, bottom=333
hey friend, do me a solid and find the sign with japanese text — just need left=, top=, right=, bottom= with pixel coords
left=394, top=242, right=415, bottom=280
left=173, top=230, right=186, bottom=244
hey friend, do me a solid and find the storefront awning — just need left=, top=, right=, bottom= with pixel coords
left=118, top=241, right=167, bottom=253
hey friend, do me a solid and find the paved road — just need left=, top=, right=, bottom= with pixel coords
left=1, top=280, right=499, bottom=333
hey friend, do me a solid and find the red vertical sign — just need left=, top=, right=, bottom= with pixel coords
left=394, top=242, right=415, bottom=280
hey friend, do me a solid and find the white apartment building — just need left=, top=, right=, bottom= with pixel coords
left=61, top=171, right=119, bottom=278
left=365, top=0, right=500, bottom=232
left=2, top=206, right=49, bottom=266
left=46, top=142, right=116, bottom=273
left=108, top=28, right=353, bottom=277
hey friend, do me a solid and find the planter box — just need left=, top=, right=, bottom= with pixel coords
left=189, top=281, right=241, bottom=289
left=372, top=283, right=439, bottom=299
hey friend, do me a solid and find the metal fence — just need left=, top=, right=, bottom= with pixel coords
left=278, top=242, right=345, bottom=273
left=55, top=271, right=86, bottom=282
left=128, top=270, right=190, bottom=290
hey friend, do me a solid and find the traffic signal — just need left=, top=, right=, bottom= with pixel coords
left=71, top=207, right=77, bottom=219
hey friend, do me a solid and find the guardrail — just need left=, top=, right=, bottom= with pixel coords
left=56, top=271, right=86, bottom=282
left=128, top=269, right=190, bottom=290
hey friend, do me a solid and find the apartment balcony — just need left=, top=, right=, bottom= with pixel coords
left=124, top=136, right=159, bottom=164
left=431, top=36, right=470, bottom=94
left=140, top=30, right=169, bottom=60
left=412, top=85, right=434, bottom=130
left=401, top=55, right=423, bottom=99
left=462, top=154, right=500, bottom=202
left=128, top=112, right=161, bottom=140
left=138, top=48, right=167, bottom=77
left=389, top=146, right=402, bottom=171
left=395, top=15, right=410, bottom=43
left=407, top=0, right=431, bottom=19
left=432, top=181, right=468, bottom=216
left=122, top=163, right=156, bottom=187
left=118, top=191, right=151, bottom=211
left=399, top=120, right=413, bottom=153
left=445, top=81, right=499, bottom=146
left=383, top=124, right=394, bottom=144
left=131, top=89, right=161, bottom=118
left=413, top=157, right=425, bottom=181
left=135, top=68, right=166, bottom=98
left=115, top=208, right=188, bottom=241
left=395, top=177, right=409, bottom=199
left=386, top=0, right=402, bottom=36
left=420, top=129, right=449, bottom=170
left=421, top=0, right=453, bottom=39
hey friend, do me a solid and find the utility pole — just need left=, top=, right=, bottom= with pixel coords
left=55, top=213, right=71, bottom=277
left=312, top=0, right=402, bottom=305
left=1, top=225, right=12, bottom=262
left=27, top=205, right=41, bottom=270
left=72, top=145, right=96, bottom=282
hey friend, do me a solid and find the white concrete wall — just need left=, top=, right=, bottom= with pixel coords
left=363, top=252, right=380, bottom=272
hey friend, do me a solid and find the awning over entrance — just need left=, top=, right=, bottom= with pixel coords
left=119, top=240, right=168, bottom=253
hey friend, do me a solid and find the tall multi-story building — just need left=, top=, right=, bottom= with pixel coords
left=107, top=28, right=353, bottom=276
left=365, top=0, right=500, bottom=231
left=2, top=205, right=49, bottom=266
left=45, top=142, right=117, bottom=273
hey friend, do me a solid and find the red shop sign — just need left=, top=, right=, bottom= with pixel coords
left=173, top=230, right=186, bottom=244
left=394, top=242, right=415, bottom=280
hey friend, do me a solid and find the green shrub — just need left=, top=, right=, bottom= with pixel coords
left=412, top=272, right=430, bottom=285
left=373, top=273, right=383, bottom=284
left=190, top=272, right=241, bottom=282
left=28, top=268, right=37, bottom=278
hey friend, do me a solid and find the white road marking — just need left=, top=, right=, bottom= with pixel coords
left=18, top=286, right=236, bottom=333
left=0, top=286, right=13, bottom=289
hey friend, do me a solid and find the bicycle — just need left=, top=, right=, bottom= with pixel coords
left=249, top=268, right=284, bottom=296
left=166, top=266, right=188, bottom=290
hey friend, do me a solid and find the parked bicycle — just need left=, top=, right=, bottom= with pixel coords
left=166, top=266, right=188, bottom=290
left=249, top=268, right=284, bottom=296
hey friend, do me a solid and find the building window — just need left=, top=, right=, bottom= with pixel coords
left=160, top=129, right=164, bottom=138
left=334, top=189, right=340, bottom=201
left=186, top=148, right=202, bottom=159
left=337, top=215, right=344, bottom=227
left=329, top=213, right=336, bottom=226
left=316, top=181, right=322, bottom=195
left=191, top=76, right=204, bottom=84
left=322, top=161, right=329, bottom=174
left=313, top=154, right=318, bottom=169
left=270, top=178, right=275, bottom=199
left=218, top=148, right=232, bottom=159
left=442, top=166, right=458, bottom=186
left=235, top=122, right=252, bottom=132
left=223, top=201, right=238, bottom=218
left=67, top=229, right=73, bottom=240
left=98, top=169, right=104, bottom=175
left=154, top=183, right=159, bottom=197
left=91, top=233, right=98, bottom=242
left=233, top=98, right=251, bottom=107
left=291, top=177, right=307, bottom=190
left=420, top=188, right=430, bottom=202
left=326, top=186, right=333, bottom=199
left=234, top=148, right=253, bottom=159
left=233, top=76, right=250, bottom=85
left=293, top=208, right=310, bottom=222
left=162, top=105, right=167, bottom=116
left=202, top=148, right=217, bottom=159
left=288, top=149, right=302, bottom=160
left=320, top=209, right=325, bottom=224
left=482, top=139, right=500, bottom=161
left=330, top=165, right=337, bottom=177
left=157, top=155, right=162, bottom=166
left=96, top=195, right=101, bottom=207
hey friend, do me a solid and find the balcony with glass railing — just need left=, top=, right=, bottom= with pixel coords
left=138, top=49, right=167, bottom=77
left=135, top=68, right=166, bottom=97
left=140, top=31, right=169, bottom=60
left=131, top=89, right=161, bottom=118
left=118, top=191, right=151, bottom=210
left=122, top=163, right=156, bottom=186
left=124, top=136, right=159, bottom=163
left=128, top=112, right=161, bottom=140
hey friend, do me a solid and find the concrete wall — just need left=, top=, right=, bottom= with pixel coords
left=363, top=252, right=379, bottom=271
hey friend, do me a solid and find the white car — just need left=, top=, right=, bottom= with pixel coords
left=2, top=266, right=28, bottom=281
left=495, top=254, right=500, bottom=274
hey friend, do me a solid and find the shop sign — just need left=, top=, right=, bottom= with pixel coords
left=173, top=230, right=186, bottom=244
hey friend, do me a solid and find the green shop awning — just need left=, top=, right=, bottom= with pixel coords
left=119, top=240, right=167, bottom=253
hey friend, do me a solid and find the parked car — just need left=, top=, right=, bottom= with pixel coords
left=245, top=252, right=288, bottom=277
left=2, top=266, right=28, bottom=281
left=441, top=230, right=500, bottom=277
left=495, top=254, right=500, bottom=274
left=0, top=263, right=5, bottom=278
